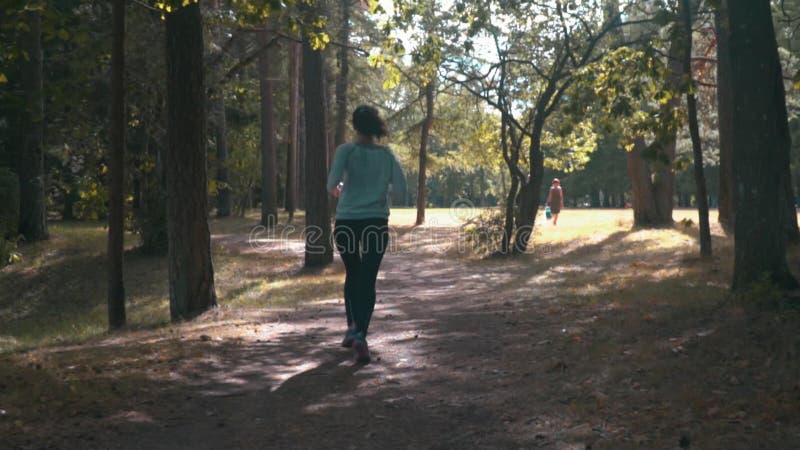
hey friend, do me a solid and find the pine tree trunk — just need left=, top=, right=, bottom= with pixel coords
left=165, top=2, right=218, bottom=320
left=140, top=131, right=169, bottom=255
left=302, top=8, right=333, bottom=267
left=682, top=0, right=711, bottom=257
left=108, top=0, right=126, bottom=329
left=715, top=5, right=735, bottom=233
left=285, top=41, right=300, bottom=220
left=727, top=0, right=797, bottom=290
left=215, top=92, right=231, bottom=218
left=298, top=52, right=307, bottom=212
left=783, top=160, right=799, bottom=242
left=415, top=82, right=434, bottom=226
left=777, top=72, right=800, bottom=242
left=17, top=10, right=48, bottom=241
left=258, top=35, right=278, bottom=227
left=334, top=0, right=350, bottom=148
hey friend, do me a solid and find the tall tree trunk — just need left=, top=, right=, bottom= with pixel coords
left=651, top=37, right=682, bottom=224
left=715, top=5, right=735, bottom=233
left=108, top=0, right=126, bottom=329
left=499, top=110, right=518, bottom=255
left=628, top=37, right=683, bottom=228
left=513, top=119, right=545, bottom=254
left=16, top=9, right=48, bottom=241
left=298, top=52, right=307, bottom=212
left=682, top=0, right=711, bottom=257
left=334, top=0, right=351, bottom=148
left=415, top=82, right=435, bottom=226
left=783, top=159, right=799, bottom=242
left=777, top=73, right=800, bottom=242
left=165, top=2, right=218, bottom=320
left=285, top=41, right=300, bottom=220
left=501, top=174, right=519, bottom=255
left=628, top=141, right=660, bottom=225
left=302, top=7, right=333, bottom=267
left=259, top=36, right=278, bottom=227
left=214, top=92, right=231, bottom=218
left=140, top=130, right=169, bottom=255
left=727, top=0, right=797, bottom=290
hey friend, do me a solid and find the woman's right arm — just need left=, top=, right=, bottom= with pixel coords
left=327, top=145, right=348, bottom=194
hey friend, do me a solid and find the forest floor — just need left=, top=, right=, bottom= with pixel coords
left=2, top=209, right=800, bottom=449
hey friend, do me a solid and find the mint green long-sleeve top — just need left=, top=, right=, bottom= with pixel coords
left=326, top=142, right=407, bottom=220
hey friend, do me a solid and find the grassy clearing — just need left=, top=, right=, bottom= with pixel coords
left=0, top=207, right=788, bottom=354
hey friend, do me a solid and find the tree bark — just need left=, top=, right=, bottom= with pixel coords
left=333, top=0, right=351, bottom=148
left=108, top=0, right=126, bottom=329
left=501, top=174, right=519, bottom=255
left=777, top=71, right=800, bottom=242
left=140, top=130, right=169, bottom=255
left=499, top=111, right=518, bottom=255
left=513, top=118, right=545, bottom=254
left=285, top=41, right=300, bottom=220
left=165, top=2, right=218, bottom=320
left=627, top=139, right=657, bottom=225
left=726, top=0, right=797, bottom=290
left=258, top=35, right=278, bottom=227
left=715, top=5, right=735, bottom=233
left=298, top=52, right=307, bottom=212
left=628, top=37, right=684, bottom=228
left=214, top=92, right=231, bottom=218
left=16, top=9, right=48, bottom=241
left=415, top=82, right=435, bottom=226
left=783, top=157, right=799, bottom=242
left=682, top=0, right=711, bottom=257
left=302, top=8, right=333, bottom=267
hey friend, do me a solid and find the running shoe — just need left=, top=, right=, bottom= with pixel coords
left=341, top=327, right=358, bottom=348
left=352, top=333, right=371, bottom=364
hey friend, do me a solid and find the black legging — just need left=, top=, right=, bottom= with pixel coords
left=334, top=218, right=389, bottom=337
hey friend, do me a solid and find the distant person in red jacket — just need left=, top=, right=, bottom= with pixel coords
left=546, top=178, right=565, bottom=225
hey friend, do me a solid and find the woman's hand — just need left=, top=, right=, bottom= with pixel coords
left=333, top=182, right=343, bottom=198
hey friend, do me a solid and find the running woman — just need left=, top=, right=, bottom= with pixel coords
left=327, top=105, right=407, bottom=364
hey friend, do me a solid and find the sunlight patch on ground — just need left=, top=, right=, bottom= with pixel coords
left=269, top=360, right=323, bottom=393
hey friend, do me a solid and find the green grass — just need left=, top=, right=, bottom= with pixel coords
left=0, top=207, right=792, bottom=354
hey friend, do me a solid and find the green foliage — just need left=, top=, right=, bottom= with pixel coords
left=74, top=176, right=108, bottom=221
left=542, top=117, right=598, bottom=172
left=561, top=137, right=631, bottom=201
left=572, top=46, right=682, bottom=158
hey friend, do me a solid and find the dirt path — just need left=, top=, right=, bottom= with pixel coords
left=109, top=250, right=533, bottom=449
left=5, top=225, right=800, bottom=449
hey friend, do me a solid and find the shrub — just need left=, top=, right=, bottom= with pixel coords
left=462, top=208, right=507, bottom=256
